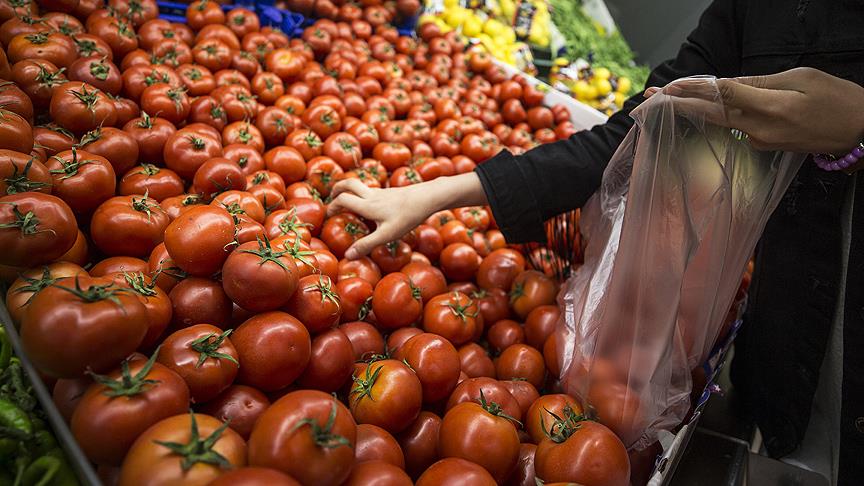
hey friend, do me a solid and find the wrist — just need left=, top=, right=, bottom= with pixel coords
left=426, top=172, right=488, bottom=211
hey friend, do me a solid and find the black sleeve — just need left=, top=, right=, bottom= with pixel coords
left=475, top=0, right=744, bottom=243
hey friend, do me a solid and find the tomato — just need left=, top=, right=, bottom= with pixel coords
left=32, top=124, right=75, bottom=157
left=67, top=56, right=122, bottom=96
left=45, top=149, right=114, bottom=214
left=586, top=381, right=644, bottom=444
left=232, top=311, right=311, bottom=391
left=119, top=413, right=246, bottom=486
left=524, top=305, right=560, bottom=350
left=156, top=324, right=239, bottom=403
left=187, top=0, right=226, bottom=30
left=119, top=164, right=184, bottom=202
left=0, top=149, right=51, bottom=195
left=343, top=460, right=412, bottom=485
left=371, top=142, right=410, bottom=171
left=320, top=213, right=369, bottom=258
left=21, top=277, right=147, bottom=378
left=371, top=272, right=422, bottom=330
left=0, top=108, right=32, bottom=154
left=77, top=126, right=140, bottom=176
left=191, top=158, right=244, bottom=201
left=289, top=197, right=326, bottom=235
left=212, top=190, right=266, bottom=224
left=52, top=375, right=91, bottom=424
left=322, top=132, right=363, bottom=171
left=439, top=394, right=520, bottom=482
left=400, top=261, right=447, bottom=303
left=353, top=423, right=405, bottom=468
left=445, top=377, right=521, bottom=423
left=535, top=128, right=557, bottom=144
left=222, top=121, right=265, bottom=154
left=507, top=443, right=539, bottom=486
left=123, top=112, right=177, bottom=164
left=261, top=146, right=305, bottom=186
left=7, top=31, right=76, bottom=69
left=5, top=262, right=87, bottom=325
left=0, top=80, right=32, bottom=122
left=457, top=343, right=495, bottom=379
left=0, top=193, right=76, bottom=267
left=393, top=332, right=460, bottom=403
left=422, top=291, right=481, bottom=346
left=303, top=104, right=342, bottom=139
left=210, top=467, right=301, bottom=486
left=140, top=84, right=190, bottom=125
left=49, top=81, right=116, bottom=135
left=72, top=352, right=190, bottom=466
left=339, top=321, right=384, bottom=361
left=369, top=240, right=410, bottom=274
left=213, top=84, right=259, bottom=122
left=168, top=277, right=233, bottom=330
left=510, top=270, right=558, bottom=319
left=282, top=274, right=341, bottom=333
left=534, top=417, right=630, bottom=486
left=293, top=326, right=353, bottom=392
left=555, top=121, right=578, bottom=140
left=90, top=195, right=170, bottom=257
left=87, top=17, right=139, bottom=62
left=500, top=381, right=540, bottom=427
left=335, top=277, right=374, bottom=324
left=496, top=344, right=546, bottom=389
left=285, top=129, right=323, bottom=161
left=416, top=457, right=496, bottom=486
left=349, top=359, right=422, bottom=434
left=164, top=206, right=235, bottom=277
left=199, top=385, right=270, bottom=440
left=542, top=332, right=563, bottom=379
left=248, top=390, right=356, bottom=485
left=486, top=319, right=525, bottom=354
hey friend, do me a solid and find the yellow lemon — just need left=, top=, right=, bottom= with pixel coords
left=614, top=92, right=626, bottom=107
left=617, top=76, right=632, bottom=94
left=463, top=15, right=482, bottom=37
left=593, top=67, right=611, bottom=80
left=594, top=78, right=613, bottom=96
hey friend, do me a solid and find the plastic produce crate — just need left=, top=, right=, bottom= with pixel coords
left=0, top=302, right=101, bottom=486
left=157, top=1, right=305, bottom=37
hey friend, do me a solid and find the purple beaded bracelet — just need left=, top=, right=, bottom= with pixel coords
left=814, top=142, right=864, bottom=172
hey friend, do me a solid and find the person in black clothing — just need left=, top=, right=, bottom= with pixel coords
left=327, top=1, right=864, bottom=483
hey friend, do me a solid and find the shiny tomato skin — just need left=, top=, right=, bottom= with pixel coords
left=439, top=243, right=480, bottom=282
left=208, top=467, right=302, bottom=486
left=90, top=195, right=170, bottom=257
left=525, top=394, right=584, bottom=445
left=439, top=400, right=520, bottom=482
left=335, top=277, right=374, bottom=323
left=343, top=460, right=413, bottom=486
left=477, top=248, right=526, bottom=291
left=119, top=164, right=184, bottom=202
left=118, top=413, right=247, bottom=486
left=422, top=291, right=481, bottom=347
left=349, top=359, right=422, bottom=434
left=71, top=356, right=191, bottom=466
left=397, top=411, right=441, bottom=479
left=416, top=457, right=497, bottom=486
left=486, top=319, right=525, bottom=354
left=524, top=305, right=560, bottom=350
left=0, top=193, right=76, bottom=267
left=338, top=321, right=384, bottom=361
left=168, top=277, right=233, bottom=330
left=157, top=324, right=239, bottom=403
left=162, top=129, right=223, bottom=180
left=371, top=272, right=423, bottom=330
left=393, top=332, right=460, bottom=404
left=46, top=149, right=116, bottom=215
left=534, top=420, right=630, bottom=486
left=164, top=206, right=235, bottom=277
left=496, top=344, right=546, bottom=389
left=21, top=277, right=148, bottom=378
left=510, top=270, right=558, bottom=319
left=500, top=380, right=540, bottom=425
left=4, top=263, right=87, bottom=325
left=231, top=311, right=311, bottom=391
left=445, top=377, right=521, bottom=423
left=370, top=240, right=412, bottom=274
left=198, top=385, right=270, bottom=440
left=296, top=327, right=354, bottom=391
left=400, top=262, right=447, bottom=303
left=50, top=81, right=116, bottom=135
left=284, top=274, right=342, bottom=333
left=457, top=343, right=496, bottom=379
left=248, top=390, right=357, bottom=486
left=123, top=114, right=177, bottom=164
left=320, top=213, right=369, bottom=259
left=355, top=423, right=405, bottom=467
left=221, top=238, right=300, bottom=312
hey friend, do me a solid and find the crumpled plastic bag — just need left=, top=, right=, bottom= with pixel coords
left=556, top=77, right=806, bottom=450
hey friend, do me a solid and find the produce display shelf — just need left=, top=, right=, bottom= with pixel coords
left=0, top=301, right=101, bottom=486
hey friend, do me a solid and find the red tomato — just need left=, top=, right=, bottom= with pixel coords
left=500, top=380, right=540, bottom=425
left=320, top=213, right=369, bottom=259
left=111, top=271, right=172, bottom=349
left=457, top=343, right=496, bottom=379
left=199, top=385, right=271, bottom=440
left=371, top=272, right=422, bottom=330
left=232, top=311, right=311, bottom=391
left=303, top=103, right=342, bottom=139
left=349, top=359, right=422, bottom=434
left=21, top=277, right=148, bottom=378
left=370, top=240, right=412, bottom=274
left=46, top=148, right=116, bottom=214
left=339, top=321, right=384, bottom=360
left=163, top=129, right=223, bottom=180
left=355, top=423, right=405, bottom=467
left=486, top=319, right=525, bottom=354
left=422, top=291, right=481, bottom=346
left=157, top=324, right=239, bottom=403
left=335, top=277, right=374, bottom=323
left=343, top=460, right=412, bottom=486
left=416, top=458, right=496, bottom=486
left=71, top=352, right=191, bottom=465
left=445, top=377, right=521, bottom=423
left=168, top=277, right=233, bottom=330
left=123, top=112, right=177, bottom=164
left=510, top=270, right=558, bottom=319
left=523, top=394, right=584, bottom=445
left=534, top=418, right=630, bottom=486
left=118, top=413, right=247, bottom=486
left=50, top=81, right=116, bottom=135
left=248, top=390, right=357, bottom=486
left=524, top=305, right=560, bottom=350
left=496, top=344, right=546, bottom=389
left=4, top=263, right=87, bottom=325
left=221, top=237, right=300, bottom=312
left=400, top=262, right=447, bottom=303
left=164, top=206, right=235, bottom=277
left=393, top=332, right=460, bottom=403
left=209, top=467, right=301, bottom=486
left=0, top=193, right=77, bottom=267
left=296, top=327, right=354, bottom=391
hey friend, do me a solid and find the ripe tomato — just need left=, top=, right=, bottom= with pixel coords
left=162, top=129, right=223, bottom=180
left=534, top=417, right=630, bottom=486
left=587, top=381, right=644, bottom=443
left=445, top=377, right=521, bottom=422
left=370, top=240, right=411, bottom=274
left=524, top=305, right=560, bottom=350
left=45, top=148, right=115, bottom=214
left=232, top=311, right=311, bottom=391
left=187, top=0, right=226, bottom=30
left=305, top=156, right=344, bottom=196
left=123, top=112, right=177, bottom=164
left=50, top=81, right=116, bottom=134
left=355, top=423, right=405, bottom=467
left=524, top=394, right=584, bottom=445
left=422, top=291, right=481, bottom=346
left=371, top=272, right=422, bottom=330
left=416, top=457, right=496, bottom=486
left=296, top=327, right=354, bottom=391
left=4, top=263, right=87, bottom=324
left=90, top=194, right=170, bottom=257
left=164, top=206, right=235, bottom=277
left=500, top=380, right=540, bottom=425
left=89, top=256, right=148, bottom=278
left=457, top=343, right=495, bottom=379
left=510, top=270, right=558, bottom=319
left=157, top=324, right=239, bottom=403
left=209, top=467, right=301, bottom=486
left=248, top=390, right=357, bottom=486
left=76, top=126, right=139, bottom=176
left=303, top=104, right=342, bottom=139
left=343, top=460, right=412, bottom=486
left=400, top=262, right=447, bottom=302
left=349, top=359, right=422, bottom=434
left=393, top=332, right=460, bottom=403
left=472, top=287, right=511, bottom=325
left=0, top=108, right=32, bottom=154
left=119, top=413, right=246, bottom=486
left=438, top=243, right=479, bottom=281
left=140, top=84, right=190, bottom=125
left=7, top=31, right=76, bottom=69
left=32, top=125, right=75, bottom=157
left=0, top=193, right=76, bottom=267
left=67, top=56, right=122, bottom=95
left=323, top=132, right=362, bottom=170
left=486, top=319, right=525, bottom=354
left=119, top=164, right=184, bottom=202
left=320, top=213, right=369, bottom=258
left=339, top=321, right=384, bottom=361
left=335, top=276, right=374, bottom=323
left=284, top=274, right=342, bottom=333
left=169, top=277, right=233, bottom=330
left=72, top=352, right=190, bottom=466
left=496, top=344, right=546, bottom=389
left=199, top=385, right=271, bottom=440
left=21, top=277, right=148, bottom=378
left=477, top=248, right=525, bottom=290
left=439, top=396, right=520, bottom=482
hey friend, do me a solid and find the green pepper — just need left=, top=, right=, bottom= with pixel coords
left=0, top=327, right=11, bottom=372
left=32, top=429, right=57, bottom=457
left=0, top=397, right=32, bottom=436
left=22, top=449, right=80, bottom=486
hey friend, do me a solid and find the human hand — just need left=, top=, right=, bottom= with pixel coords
left=645, top=68, right=864, bottom=157
left=327, top=172, right=488, bottom=259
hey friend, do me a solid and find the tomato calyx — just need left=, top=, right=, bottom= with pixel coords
left=136, top=112, right=155, bottom=129
left=11, top=267, right=58, bottom=306
left=186, top=68, right=202, bottom=81
left=189, top=329, right=239, bottom=368
left=291, top=399, right=352, bottom=450
left=187, top=135, right=206, bottom=151
left=53, top=19, right=77, bottom=36
left=237, top=236, right=291, bottom=271
left=0, top=202, right=46, bottom=237
left=210, top=104, right=225, bottom=120
left=304, top=131, right=322, bottom=148
left=181, top=194, right=203, bottom=207
left=54, top=277, right=129, bottom=305
left=77, top=127, right=104, bottom=147
left=276, top=209, right=312, bottom=237
left=509, top=282, right=525, bottom=305
left=357, top=296, right=372, bottom=322
left=89, top=347, right=162, bottom=397
left=74, top=38, right=100, bottom=58
left=131, top=193, right=160, bottom=221
left=477, top=389, right=522, bottom=426
left=385, top=240, right=399, bottom=257
left=69, top=85, right=101, bottom=114
left=122, top=271, right=159, bottom=297
left=138, top=163, right=161, bottom=176
left=89, top=59, right=110, bottom=82
left=350, top=361, right=382, bottom=405
left=23, top=31, right=49, bottom=45
left=3, top=157, right=51, bottom=195
left=167, top=87, right=187, bottom=112
left=50, top=149, right=93, bottom=180
left=145, top=70, right=170, bottom=87
left=444, top=293, right=476, bottom=322
left=310, top=275, right=340, bottom=308
left=153, top=411, right=234, bottom=471
left=344, top=222, right=368, bottom=238
left=540, top=404, right=588, bottom=444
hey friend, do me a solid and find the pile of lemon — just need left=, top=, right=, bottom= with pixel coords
left=552, top=63, right=633, bottom=113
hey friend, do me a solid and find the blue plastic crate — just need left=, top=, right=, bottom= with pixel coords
left=157, top=0, right=307, bottom=37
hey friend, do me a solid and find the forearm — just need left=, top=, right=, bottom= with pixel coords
left=425, top=172, right=488, bottom=211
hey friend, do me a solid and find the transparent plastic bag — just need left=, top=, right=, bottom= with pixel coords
left=557, top=77, right=806, bottom=450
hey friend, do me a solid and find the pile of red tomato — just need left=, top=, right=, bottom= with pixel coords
left=0, top=0, right=632, bottom=485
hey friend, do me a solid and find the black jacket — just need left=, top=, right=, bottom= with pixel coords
left=475, top=1, right=864, bottom=483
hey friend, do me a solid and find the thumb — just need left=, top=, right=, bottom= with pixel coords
left=344, top=226, right=394, bottom=259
